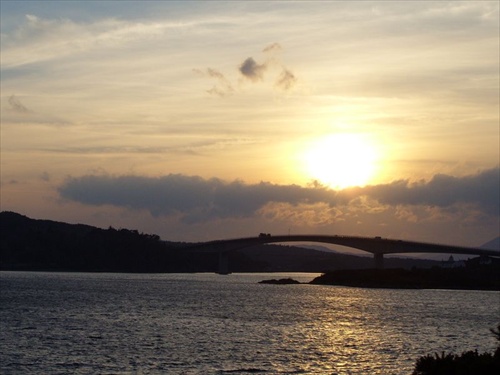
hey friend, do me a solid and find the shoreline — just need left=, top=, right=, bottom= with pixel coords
left=308, top=267, right=500, bottom=291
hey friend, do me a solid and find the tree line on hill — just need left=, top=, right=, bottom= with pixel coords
left=1, top=211, right=222, bottom=272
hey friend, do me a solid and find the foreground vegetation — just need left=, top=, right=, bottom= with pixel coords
left=413, top=325, right=500, bottom=375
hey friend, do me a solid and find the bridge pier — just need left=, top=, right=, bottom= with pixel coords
left=218, top=251, right=230, bottom=275
left=374, top=253, right=384, bottom=269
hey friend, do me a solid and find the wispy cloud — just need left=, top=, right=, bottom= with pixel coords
left=193, top=68, right=234, bottom=97
left=1, top=14, right=196, bottom=68
left=275, top=69, right=297, bottom=91
left=8, top=95, right=31, bottom=113
left=263, top=42, right=283, bottom=54
left=2, top=95, right=70, bottom=126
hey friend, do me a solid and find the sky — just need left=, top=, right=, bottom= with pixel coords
left=1, top=1, right=499, bottom=250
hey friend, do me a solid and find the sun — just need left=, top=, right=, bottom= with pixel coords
left=301, top=133, right=378, bottom=189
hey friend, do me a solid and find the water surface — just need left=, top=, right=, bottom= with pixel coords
left=1, top=271, right=498, bottom=374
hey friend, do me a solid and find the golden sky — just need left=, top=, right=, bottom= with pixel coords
left=1, top=1, right=499, bottom=248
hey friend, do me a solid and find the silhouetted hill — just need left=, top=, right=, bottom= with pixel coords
left=481, top=237, right=500, bottom=251
left=237, top=244, right=439, bottom=272
left=0, top=211, right=217, bottom=272
left=1, top=211, right=440, bottom=273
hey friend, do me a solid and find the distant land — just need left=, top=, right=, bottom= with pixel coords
left=309, top=265, right=500, bottom=290
left=1, top=211, right=497, bottom=277
left=481, top=236, right=500, bottom=251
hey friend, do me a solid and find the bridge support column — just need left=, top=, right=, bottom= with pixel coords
left=374, top=253, right=384, bottom=269
left=218, top=251, right=230, bottom=275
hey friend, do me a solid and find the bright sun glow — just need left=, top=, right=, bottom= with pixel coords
left=302, top=133, right=378, bottom=189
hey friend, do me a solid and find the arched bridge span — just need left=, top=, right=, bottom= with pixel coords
left=188, top=235, right=499, bottom=273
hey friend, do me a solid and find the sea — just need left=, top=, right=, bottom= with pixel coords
left=1, top=271, right=499, bottom=374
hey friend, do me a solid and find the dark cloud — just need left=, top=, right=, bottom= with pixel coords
left=361, top=168, right=500, bottom=216
left=58, top=168, right=499, bottom=222
left=239, top=45, right=297, bottom=90
left=239, top=57, right=267, bottom=82
left=59, top=174, right=215, bottom=218
left=58, top=174, right=335, bottom=222
left=8, top=95, right=31, bottom=113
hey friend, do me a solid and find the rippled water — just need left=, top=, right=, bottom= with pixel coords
left=1, top=271, right=499, bottom=374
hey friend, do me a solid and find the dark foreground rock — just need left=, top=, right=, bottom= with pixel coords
left=259, top=278, right=301, bottom=285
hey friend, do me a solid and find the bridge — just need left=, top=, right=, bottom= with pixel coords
left=187, top=234, right=500, bottom=274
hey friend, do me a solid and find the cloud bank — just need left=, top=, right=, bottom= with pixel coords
left=58, top=168, right=499, bottom=223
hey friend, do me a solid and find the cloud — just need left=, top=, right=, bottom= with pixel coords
left=1, top=94, right=70, bottom=126
left=58, top=168, right=499, bottom=223
left=193, top=68, right=234, bottom=97
left=359, top=168, right=500, bottom=216
left=1, top=14, right=181, bottom=68
left=58, top=174, right=333, bottom=222
left=239, top=57, right=268, bottom=82
left=263, top=42, right=283, bottom=53
left=238, top=44, right=297, bottom=89
left=275, top=68, right=297, bottom=90
left=8, top=95, right=31, bottom=113
left=195, top=43, right=297, bottom=95
left=41, top=137, right=255, bottom=156
left=40, top=171, right=51, bottom=182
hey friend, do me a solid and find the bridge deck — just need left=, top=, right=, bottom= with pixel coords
left=187, top=234, right=499, bottom=273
